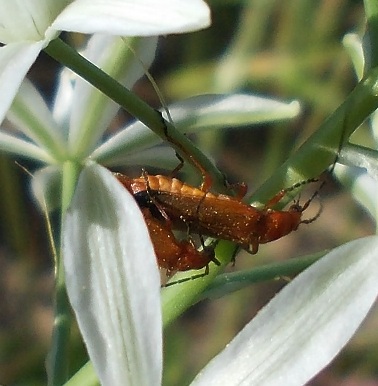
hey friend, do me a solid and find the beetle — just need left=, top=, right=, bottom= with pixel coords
left=115, top=172, right=320, bottom=257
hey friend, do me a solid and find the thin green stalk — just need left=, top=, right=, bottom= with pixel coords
left=44, top=39, right=226, bottom=192
left=47, top=161, right=81, bottom=386
left=201, top=251, right=325, bottom=300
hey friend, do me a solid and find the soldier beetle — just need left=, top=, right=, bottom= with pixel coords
left=115, top=171, right=321, bottom=283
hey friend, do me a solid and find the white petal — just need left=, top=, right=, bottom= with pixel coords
left=7, top=79, right=66, bottom=155
left=52, top=67, right=76, bottom=131
left=334, top=164, right=378, bottom=221
left=91, top=94, right=300, bottom=166
left=63, top=163, right=162, bottom=386
left=0, top=0, right=69, bottom=43
left=90, top=118, right=159, bottom=165
left=52, top=0, right=210, bottom=36
left=342, top=33, right=364, bottom=80
left=0, top=130, right=54, bottom=163
left=166, top=94, right=301, bottom=130
left=192, top=237, right=378, bottom=386
left=31, top=166, right=62, bottom=212
left=0, top=42, right=44, bottom=125
left=68, top=36, right=157, bottom=157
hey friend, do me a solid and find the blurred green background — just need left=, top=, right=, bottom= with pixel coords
left=1, top=1, right=377, bottom=385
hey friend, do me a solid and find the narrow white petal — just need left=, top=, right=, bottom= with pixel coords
left=68, top=36, right=157, bottom=157
left=343, top=33, right=364, bottom=80
left=91, top=94, right=299, bottom=166
left=31, top=166, right=62, bottom=212
left=0, top=42, right=44, bottom=125
left=334, top=164, right=378, bottom=221
left=63, top=163, right=162, bottom=386
left=52, top=67, right=75, bottom=131
left=166, top=94, right=301, bottom=130
left=52, top=0, right=210, bottom=36
left=192, top=237, right=378, bottom=386
left=7, top=79, right=66, bottom=153
left=0, top=130, right=54, bottom=163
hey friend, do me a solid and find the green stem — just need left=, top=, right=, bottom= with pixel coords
left=201, top=251, right=325, bottom=300
left=47, top=161, right=81, bottom=385
left=44, top=38, right=226, bottom=191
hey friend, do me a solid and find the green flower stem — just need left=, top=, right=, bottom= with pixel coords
left=200, top=251, right=325, bottom=300
left=44, top=38, right=226, bottom=191
left=47, top=271, right=71, bottom=386
left=60, top=161, right=82, bottom=213
left=47, top=161, right=82, bottom=385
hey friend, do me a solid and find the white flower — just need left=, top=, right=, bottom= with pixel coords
left=0, top=0, right=210, bottom=125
